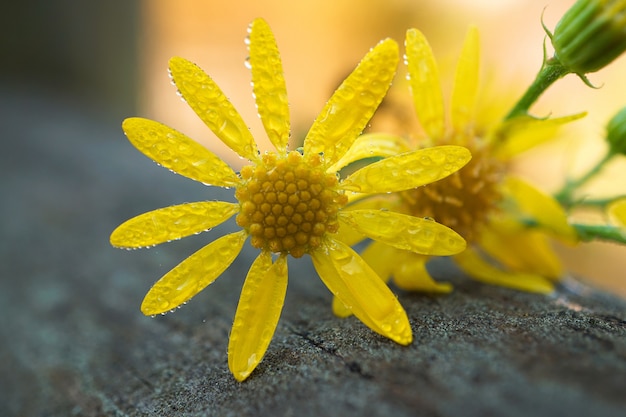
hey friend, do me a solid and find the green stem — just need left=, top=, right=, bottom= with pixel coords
left=572, top=223, right=626, bottom=244
left=554, top=150, right=615, bottom=207
left=504, top=57, right=570, bottom=121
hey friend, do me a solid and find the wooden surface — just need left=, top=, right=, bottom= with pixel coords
left=1, top=88, right=625, bottom=417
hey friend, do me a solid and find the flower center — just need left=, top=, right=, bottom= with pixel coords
left=399, top=139, right=505, bottom=242
left=235, top=151, right=348, bottom=258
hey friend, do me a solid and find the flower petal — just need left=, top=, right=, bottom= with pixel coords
left=359, top=239, right=399, bottom=282
left=122, top=118, right=240, bottom=187
left=228, top=252, right=288, bottom=382
left=110, top=201, right=239, bottom=248
left=140, top=230, right=247, bottom=315
left=304, top=39, right=399, bottom=167
left=362, top=240, right=452, bottom=293
left=340, top=146, right=471, bottom=193
left=608, top=197, right=626, bottom=226
left=332, top=296, right=353, bottom=318
left=339, top=209, right=466, bottom=255
left=333, top=220, right=366, bottom=247
left=311, top=238, right=412, bottom=345
left=405, top=28, right=445, bottom=140
left=491, top=112, right=586, bottom=158
left=168, top=57, right=259, bottom=161
left=345, top=194, right=397, bottom=211
left=334, top=195, right=397, bottom=246
left=479, top=219, right=563, bottom=279
left=327, top=133, right=412, bottom=173
left=454, top=248, right=555, bottom=293
left=392, top=252, right=453, bottom=293
left=504, top=176, right=577, bottom=243
left=249, top=18, right=290, bottom=153
left=451, top=26, right=480, bottom=135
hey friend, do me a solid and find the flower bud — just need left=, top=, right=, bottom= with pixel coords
left=551, top=0, right=626, bottom=75
left=606, top=106, right=626, bottom=155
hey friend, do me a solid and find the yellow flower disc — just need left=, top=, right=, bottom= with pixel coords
left=399, top=140, right=505, bottom=242
left=235, top=151, right=348, bottom=258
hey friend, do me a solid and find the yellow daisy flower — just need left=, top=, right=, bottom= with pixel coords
left=110, top=18, right=470, bottom=382
left=337, top=27, right=582, bottom=301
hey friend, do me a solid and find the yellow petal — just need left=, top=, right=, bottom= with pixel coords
left=359, top=239, right=400, bottom=282
left=140, top=230, right=247, bottom=315
left=341, top=146, right=471, bottom=193
left=504, top=176, right=577, bottom=243
left=248, top=18, right=290, bottom=152
left=339, top=209, right=466, bottom=256
left=327, top=133, right=412, bottom=173
left=608, top=197, right=626, bottom=226
left=304, top=39, right=399, bottom=168
left=479, top=219, right=563, bottom=279
left=332, top=295, right=353, bottom=318
left=405, top=28, right=445, bottom=140
left=228, top=252, right=288, bottom=382
left=361, top=237, right=453, bottom=293
left=168, top=57, right=259, bottom=161
left=334, top=195, right=398, bottom=246
left=392, top=252, right=453, bottom=293
left=454, top=248, right=554, bottom=293
left=122, top=118, right=240, bottom=187
left=110, top=201, right=239, bottom=248
left=451, top=26, right=480, bottom=135
left=311, top=238, right=412, bottom=345
left=333, top=220, right=366, bottom=247
left=345, top=194, right=398, bottom=211
left=491, top=112, right=586, bottom=159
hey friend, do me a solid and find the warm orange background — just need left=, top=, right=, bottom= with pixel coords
left=137, top=0, right=626, bottom=298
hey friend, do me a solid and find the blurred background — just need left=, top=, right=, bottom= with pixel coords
left=2, top=0, right=626, bottom=298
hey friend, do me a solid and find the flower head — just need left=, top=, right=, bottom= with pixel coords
left=338, top=27, right=581, bottom=301
left=110, top=18, right=470, bottom=381
left=551, top=0, right=626, bottom=75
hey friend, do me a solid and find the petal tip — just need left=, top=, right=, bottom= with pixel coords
left=394, top=330, right=413, bottom=346
left=233, top=370, right=252, bottom=382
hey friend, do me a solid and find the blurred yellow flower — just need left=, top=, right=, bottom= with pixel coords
left=337, top=27, right=583, bottom=303
left=110, top=18, right=470, bottom=381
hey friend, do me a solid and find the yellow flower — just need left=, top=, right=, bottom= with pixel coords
left=110, top=18, right=470, bottom=382
left=337, top=27, right=582, bottom=302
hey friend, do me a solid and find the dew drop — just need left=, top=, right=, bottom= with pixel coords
left=247, top=353, right=257, bottom=368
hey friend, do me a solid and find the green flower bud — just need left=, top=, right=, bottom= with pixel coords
left=551, top=0, right=626, bottom=75
left=606, top=106, right=626, bottom=155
